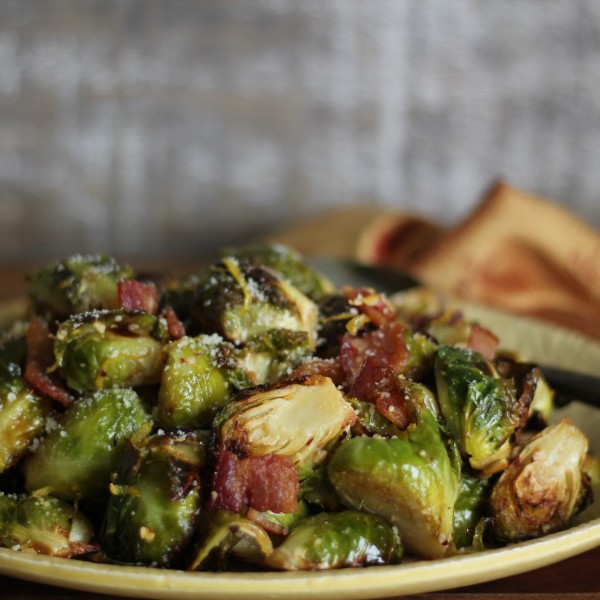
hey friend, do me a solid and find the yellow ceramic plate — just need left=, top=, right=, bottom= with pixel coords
left=0, top=300, right=599, bottom=599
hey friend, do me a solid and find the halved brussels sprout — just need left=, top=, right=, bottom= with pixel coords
left=328, top=409, right=459, bottom=559
left=0, top=493, right=97, bottom=557
left=189, top=511, right=273, bottom=571
left=0, top=364, right=51, bottom=473
left=192, top=258, right=318, bottom=347
left=490, top=419, right=591, bottom=542
left=23, top=388, right=151, bottom=500
left=217, top=375, right=356, bottom=470
left=434, top=345, right=521, bottom=476
left=265, top=510, right=403, bottom=570
left=54, top=310, right=166, bottom=392
left=28, top=254, right=133, bottom=319
left=101, top=432, right=204, bottom=567
left=157, top=335, right=247, bottom=429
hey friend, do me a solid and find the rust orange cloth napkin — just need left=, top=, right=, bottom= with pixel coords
left=270, top=181, right=600, bottom=341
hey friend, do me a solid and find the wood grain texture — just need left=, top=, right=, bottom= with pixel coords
left=1, top=3, right=600, bottom=256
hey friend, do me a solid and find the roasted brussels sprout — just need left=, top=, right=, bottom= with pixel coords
left=328, top=409, right=459, bottom=559
left=0, top=363, right=51, bottom=473
left=101, top=431, right=204, bottom=567
left=23, top=388, right=151, bottom=501
left=490, top=419, right=591, bottom=542
left=54, top=310, right=166, bottom=392
left=223, top=243, right=334, bottom=301
left=28, top=254, right=133, bottom=319
left=0, top=493, right=97, bottom=557
left=192, top=257, right=318, bottom=347
left=157, top=335, right=248, bottom=429
left=265, top=510, right=403, bottom=570
left=434, top=346, right=522, bottom=476
left=217, top=375, right=356, bottom=470
left=189, top=511, right=274, bottom=571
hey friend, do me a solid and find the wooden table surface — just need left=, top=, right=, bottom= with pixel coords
left=0, top=263, right=598, bottom=599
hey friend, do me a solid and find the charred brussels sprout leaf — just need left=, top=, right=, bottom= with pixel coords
left=0, top=367, right=51, bottom=473
left=157, top=335, right=247, bottom=429
left=265, top=510, right=403, bottom=570
left=102, top=432, right=204, bottom=567
left=54, top=310, right=166, bottom=392
left=217, top=375, right=356, bottom=470
left=23, top=388, right=151, bottom=501
left=0, top=494, right=97, bottom=557
left=192, top=258, right=318, bottom=347
left=223, top=243, right=334, bottom=301
left=28, top=254, right=133, bottom=319
left=189, top=511, right=273, bottom=571
left=495, top=357, right=554, bottom=426
left=490, top=419, right=591, bottom=542
left=434, top=346, right=521, bottom=476
left=328, top=409, right=459, bottom=559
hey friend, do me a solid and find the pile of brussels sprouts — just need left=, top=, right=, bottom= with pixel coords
left=0, top=245, right=595, bottom=571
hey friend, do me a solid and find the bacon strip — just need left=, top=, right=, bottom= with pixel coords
left=340, top=320, right=409, bottom=384
left=209, top=450, right=299, bottom=514
left=118, top=280, right=159, bottom=315
left=24, top=318, right=74, bottom=407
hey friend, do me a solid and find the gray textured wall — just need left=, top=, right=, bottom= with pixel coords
left=1, top=0, right=600, bottom=262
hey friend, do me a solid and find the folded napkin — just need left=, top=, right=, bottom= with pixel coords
left=271, top=182, right=600, bottom=341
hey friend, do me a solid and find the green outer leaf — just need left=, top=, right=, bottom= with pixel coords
left=157, top=336, right=232, bottom=429
left=452, top=473, right=491, bottom=548
left=434, top=345, right=519, bottom=474
left=23, top=388, right=151, bottom=501
left=101, top=434, right=203, bottom=567
left=265, top=510, right=403, bottom=570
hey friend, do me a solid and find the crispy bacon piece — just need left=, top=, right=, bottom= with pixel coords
left=24, top=318, right=74, bottom=407
left=118, top=280, right=159, bottom=315
left=467, top=323, right=499, bottom=360
left=209, top=450, right=299, bottom=514
left=351, top=358, right=413, bottom=429
left=289, top=358, right=345, bottom=386
left=209, top=450, right=247, bottom=513
left=162, top=306, right=186, bottom=340
left=344, top=287, right=397, bottom=327
left=340, top=321, right=409, bottom=384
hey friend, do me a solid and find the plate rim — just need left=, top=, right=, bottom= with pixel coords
left=1, top=515, right=600, bottom=599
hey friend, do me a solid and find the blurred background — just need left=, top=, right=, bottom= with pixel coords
left=1, top=0, right=600, bottom=264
